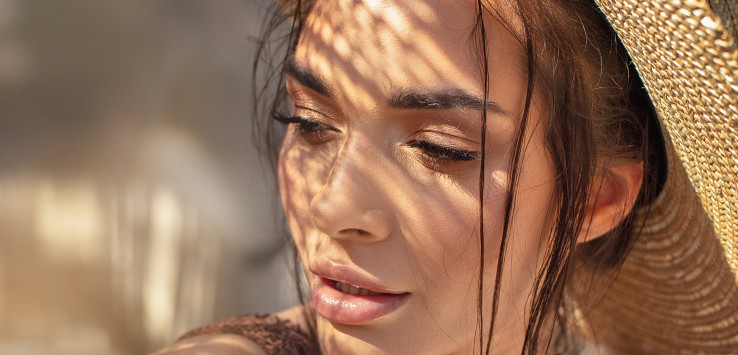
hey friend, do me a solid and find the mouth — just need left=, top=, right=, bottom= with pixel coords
left=330, top=279, right=387, bottom=296
left=310, top=274, right=410, bottom=325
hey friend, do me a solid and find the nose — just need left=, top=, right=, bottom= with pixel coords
left=308, top=143, right=393, bottom=243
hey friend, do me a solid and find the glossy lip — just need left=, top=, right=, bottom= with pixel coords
left=309, top=260, right=410, bottom=325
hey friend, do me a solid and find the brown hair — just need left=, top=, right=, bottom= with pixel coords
left=252, top=0, right=664, bottom=353
left=498, top=1, right=663, bottom=353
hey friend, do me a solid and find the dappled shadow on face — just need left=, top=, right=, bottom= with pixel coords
left=276, top=0, right=556, bottom=353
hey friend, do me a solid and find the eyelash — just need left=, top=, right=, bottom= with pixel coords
left=273, top=112, right=479, bottom=165
left=272, top=112, right=335, bottom=142
left=407, top=140, right=480, bottom=163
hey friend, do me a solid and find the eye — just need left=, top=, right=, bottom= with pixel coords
left=273, top=112, right=337, bottom=144
left=407, top=140, right=480, bottom=165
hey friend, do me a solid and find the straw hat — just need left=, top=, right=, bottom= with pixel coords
left=571, top=0, right=738, bottom=353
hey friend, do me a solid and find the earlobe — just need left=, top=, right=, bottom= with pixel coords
left=578, top=161, right=644, bottom=243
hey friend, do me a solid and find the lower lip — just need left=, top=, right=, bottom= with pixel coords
left=311, top=277, right=409, bottom=325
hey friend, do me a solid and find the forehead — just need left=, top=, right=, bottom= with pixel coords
left=294, top=0, right=525, bottom=107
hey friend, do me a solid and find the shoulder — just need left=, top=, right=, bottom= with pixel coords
left=151, top=334, right=268, bottom=355
left=151, top=306, right=318, bottom=355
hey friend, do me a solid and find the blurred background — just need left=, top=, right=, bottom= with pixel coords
left=0, top=1, right=297, bottom=354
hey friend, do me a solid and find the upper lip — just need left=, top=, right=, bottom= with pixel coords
left=309, top=259, right=406, bottom=295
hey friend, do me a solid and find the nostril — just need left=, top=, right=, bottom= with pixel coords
left=339, top=228, right=370, bottom=236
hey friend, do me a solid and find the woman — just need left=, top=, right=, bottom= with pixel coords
left=155, top=0, right=738, bottom=353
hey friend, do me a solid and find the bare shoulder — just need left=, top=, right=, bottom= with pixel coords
left=150, top=334, right=267, bottom=355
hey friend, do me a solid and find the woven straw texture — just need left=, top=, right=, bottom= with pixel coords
left=580, top=0, right=738, bottom=353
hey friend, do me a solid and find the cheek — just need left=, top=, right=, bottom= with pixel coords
left=393, top=164, right=514, bottom=345
left=402, top=188, right=481, bottom=282
left=496, top=126, right=556, bottom=296
left=278, top=134, right=334, bottom=251
left=409, top=132, right=554, bottom=337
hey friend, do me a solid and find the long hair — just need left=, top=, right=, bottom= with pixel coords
left=252, top=1, right=663, bottom=354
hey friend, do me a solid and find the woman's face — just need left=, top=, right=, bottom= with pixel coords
left=278, top=0, right=554, bottom=353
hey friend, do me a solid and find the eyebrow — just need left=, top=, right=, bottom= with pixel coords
left=388, top=88, right=507, bottom=114
left=285, top=58, right=507, bottom=115
left=284, top=57, right=333, bottom=97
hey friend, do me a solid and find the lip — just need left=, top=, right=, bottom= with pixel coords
left=309, top=261, right=410, bottom=325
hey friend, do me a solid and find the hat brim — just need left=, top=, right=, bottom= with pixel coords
left=577, top=0, right=738, bottom=352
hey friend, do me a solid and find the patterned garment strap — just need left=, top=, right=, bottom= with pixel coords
left=178, top=314, right=321, bottom=355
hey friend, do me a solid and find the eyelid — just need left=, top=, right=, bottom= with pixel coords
left=272, top=112, right=336, bottom=131
left=287, top=80, right=338, bottom=118
left=416, top=126, right=481, bottom=145
left=273, top=112, right=317, bottom=125
left=287, top=91, right=343, bottom=128
left=408, top=140, right=480, bottom=160
left=293, top=103, right=332, bottom=117
left=412, top=129, right=481, bottom=151
left=272, top=112, right=339, bottom=146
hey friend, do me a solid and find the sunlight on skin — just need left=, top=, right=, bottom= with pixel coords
left=279, top=0, right=555, bottom=353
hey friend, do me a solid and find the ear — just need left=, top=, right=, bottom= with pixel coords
left=578, top=161, right=644, bottom=243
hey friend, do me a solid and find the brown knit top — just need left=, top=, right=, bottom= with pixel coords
left=178, top=314, right=321, bottom=355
